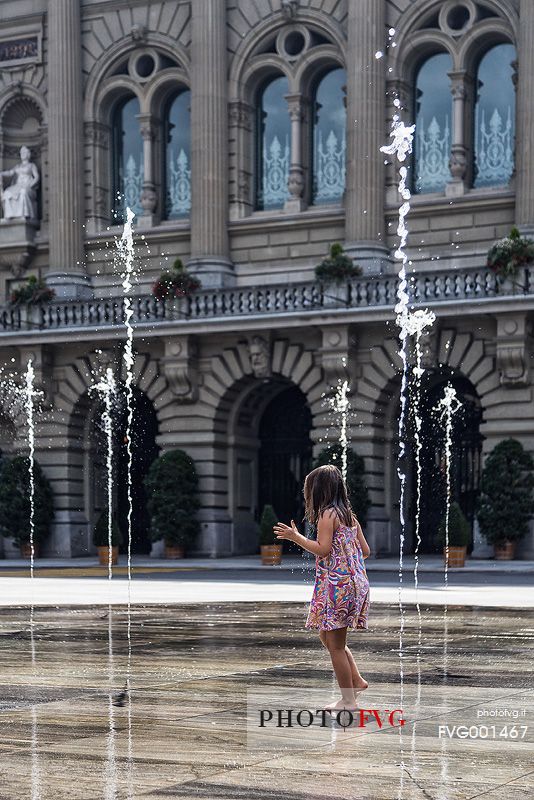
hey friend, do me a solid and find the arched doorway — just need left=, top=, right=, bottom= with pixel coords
left=89, top=387, right=159, bottom=555
left=258, top=385, right=313, bottom=536
left=410, top=374, right=484, bottom=553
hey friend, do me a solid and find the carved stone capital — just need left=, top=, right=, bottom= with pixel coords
left=85, top=121, right=110, bottom=147
left=228, top=100, right=253, bottom=131
left=162, top=336, right=198, bottom=402
left=285, top=93, right=306, bottom=122
left=496, top=313, right=530, bottom=386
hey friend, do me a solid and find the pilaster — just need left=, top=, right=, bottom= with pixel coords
left=516, top=0, right=534, bottom=233
left=189, top=0, right=234, bottom=287
left=345, top=0, right=390, bottom=274
left=46, top=0, right=91, bottom=298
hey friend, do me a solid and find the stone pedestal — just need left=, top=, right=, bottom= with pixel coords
left=46, top=271, right=93, bottom=299
left=45, top=510, right=91, bottom=557
left=0, top=219, right=37, bottom=276
left=471, top=518, right=492, bottom=559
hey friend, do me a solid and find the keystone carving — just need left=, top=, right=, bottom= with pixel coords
left=162, top=335, right=198, bottom=402
left=496, top=313, right=530, bottom=386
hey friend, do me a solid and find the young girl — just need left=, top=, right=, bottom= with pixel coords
left=273, top=464, right=370, bottom=711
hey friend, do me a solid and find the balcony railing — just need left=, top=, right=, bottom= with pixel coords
left=1, top=265, right=532, bottom=333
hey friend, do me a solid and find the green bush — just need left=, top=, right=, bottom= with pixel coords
left=259, top=504, right=278, bottom=546
left=0, top=456, right=54, bottom=546
left=313, top=444, right=370, bottom=525
left=437, top=502, right=470, bottom=548
left=314, top=243, right=362, bottom=284
left=477, top=438, right=534, bottom=545
left=93, top=509, right=122, bottom=548
left=144, top=449, right=200, bottom=550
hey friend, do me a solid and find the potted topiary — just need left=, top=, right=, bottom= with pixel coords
left=314, top=444, right=371, bottom=525
left=437, top=502, right=470, bottom=567
left=0, top=456, right=54, bottom=558
left=259, top=504, right=282, bottom=565
left=144, top=449, right=200, bottom=558
left=487, top=227, right=534, bottom=290
left=93, top=508, right=122, bottom=566
left=477, top=438, right=534, bottom=560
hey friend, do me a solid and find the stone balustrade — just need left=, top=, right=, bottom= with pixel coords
left=1, top=265, right=532, bottom=333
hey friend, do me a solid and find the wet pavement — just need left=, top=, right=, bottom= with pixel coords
left=0, top=602, right=533, bottom=799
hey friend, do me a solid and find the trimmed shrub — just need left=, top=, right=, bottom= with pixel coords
left=93, top=509, right=122, bottom=548
left=437, top=502, right=470, bottom=548
left=259, top=504, right=278, bottom=546
left=144, top=449, right=200, bottom=549
left=0, top=456, right=54, bottom=546
left=477, top=438, right=534, bottom=545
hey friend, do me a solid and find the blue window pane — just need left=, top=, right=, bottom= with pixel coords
left=414, top=53, right=452, bottom=194
left=112, top=96, right=143, bottom=221
left=474, top=44, right=516, bottom=188
left=165, top=90, right=191, bottom=219
left=256, top=76, right=290, bottom=210
left=312, top=68, right=346, bottom=205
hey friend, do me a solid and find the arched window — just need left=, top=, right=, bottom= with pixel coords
left=112, top=95, right=143, bottom=221
left=164, top=90, right=191, bottom=219
left=312, top=68, right=346, bottom=205
left=414, top=53, right=453, bottom=193
left=474, top=43, right=516, bottom=188
left=255, top=75, right=290, bottom=210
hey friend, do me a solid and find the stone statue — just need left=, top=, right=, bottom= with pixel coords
left=1, top=145, right=39, bottom=221
left=248, top=335, right=271, bottom=378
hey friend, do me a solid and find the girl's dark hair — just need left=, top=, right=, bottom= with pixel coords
left=303, top=464, right=355, bottom=527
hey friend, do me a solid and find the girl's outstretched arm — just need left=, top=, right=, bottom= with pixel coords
left=356, top=521, right=371, bottom=558
left=273, top=510, right=336, bottom=558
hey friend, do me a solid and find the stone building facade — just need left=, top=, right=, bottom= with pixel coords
left=0, top=0, right=533, bottom=559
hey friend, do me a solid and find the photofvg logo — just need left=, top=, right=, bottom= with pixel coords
left=246, top=688, right=405, bottom=750
left=259, top=707, right=405, bottom=730
left=437, top=705, right=531, bottom=741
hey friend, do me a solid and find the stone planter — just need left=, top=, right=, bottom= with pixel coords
left=165, top=544, right=185, bottom=559
left=322, top=283, right=348, bottom=308
left=20, top=542, right=39, bottom=559
left=494, top=541, right=516, bottom=560
left=97, top=545, right=119, bottom=566
left=443, top=545, right=466, bottom=568
left=260, top=544, right=283, bottom=566
left=164, top=296, right=188, bottom=321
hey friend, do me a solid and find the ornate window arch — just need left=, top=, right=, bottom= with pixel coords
left=229, top=18, right=346, bottom=218
left=391, top=0, right=517, bottom=198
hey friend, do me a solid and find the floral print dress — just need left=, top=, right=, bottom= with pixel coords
left=305, top=522, right=370, bottom=631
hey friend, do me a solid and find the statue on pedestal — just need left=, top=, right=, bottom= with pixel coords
left=1, top=145, right=39, bottom=221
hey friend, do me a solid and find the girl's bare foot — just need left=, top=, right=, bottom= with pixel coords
left=353, top=677, right=368, bottom=692
left=324, top=698, right=359, bottom=712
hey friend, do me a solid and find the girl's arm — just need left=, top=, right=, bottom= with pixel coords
left=273, top=510, right=336, bottom=558
left=355, top=520, right=371, bottom=558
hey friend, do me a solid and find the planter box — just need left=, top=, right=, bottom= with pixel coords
left=97, top=545, right=119, bottom=566
left=443, top=545, right=466, bottom=568
left=165, top=544, right=185, bottom=559
left=494, top=541, right=516, bottom=560
left=260, top=544, right=283, bottom=566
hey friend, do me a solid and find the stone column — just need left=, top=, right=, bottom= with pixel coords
left=446, top=71, right=473, bottom=197
left=189, top=0, right=234, bottom=287
left=516, top=0, right=534, bottom=233
left=345, top=0, right=389, bottom=274
left=46, top=0, right=91, bottom=298
left=285, top=93, right=307, bottom=213
left=137, top=113, right=158, bottom=227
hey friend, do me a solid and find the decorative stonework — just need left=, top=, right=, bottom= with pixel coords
left=496, top=313, right=530, bottom=386
left=162, top=336, right=199, bottom=402
left=319, top=326, right=353, bottom=386
left=247, top=335, right=271, bottom=378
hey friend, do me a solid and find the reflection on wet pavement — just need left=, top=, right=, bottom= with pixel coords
left=0, top=602, right=533, bottom=799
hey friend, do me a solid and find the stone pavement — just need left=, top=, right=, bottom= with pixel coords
left=0, top=603, right=532, bottom=799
